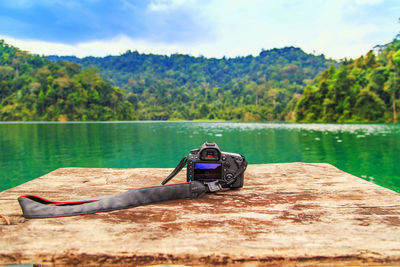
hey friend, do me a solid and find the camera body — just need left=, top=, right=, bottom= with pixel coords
left=186, top=142, right=245, bottom=189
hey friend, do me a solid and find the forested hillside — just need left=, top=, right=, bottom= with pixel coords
left=0, top=40, right=137, bottom=121
left=295, top=37, right=400, bottom=123
left=7, top=36, right=399, bottom=123
left=49, top=47, right=335, bottom=121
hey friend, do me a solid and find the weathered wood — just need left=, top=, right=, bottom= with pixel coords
left=1, top=163, right=400, bottom=266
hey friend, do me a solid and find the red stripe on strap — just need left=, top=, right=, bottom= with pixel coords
left=18, top=195, right=98, bottom=205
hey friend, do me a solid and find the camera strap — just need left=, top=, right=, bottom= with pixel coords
left=18, top=155, right=246, bottom=218
left=18, top=181, right=206, bottom=219
left=160, top=156, right=188, bottom=186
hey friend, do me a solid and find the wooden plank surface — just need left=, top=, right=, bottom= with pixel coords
left=1, top=163, right=400, bottom=266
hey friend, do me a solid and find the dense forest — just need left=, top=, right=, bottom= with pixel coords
left=295, top=37, right=400, bottom=123
left=2, top=36, right=400, bottom=122
left=0, top=40, right=137, bottom=121
left=48, top=47, right=334, bottom=121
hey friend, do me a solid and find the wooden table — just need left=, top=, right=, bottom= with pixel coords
left=1, top=163, right=400, bottom=266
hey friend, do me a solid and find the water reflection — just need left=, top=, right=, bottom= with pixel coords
left=0, top=122, right=399, bottom=192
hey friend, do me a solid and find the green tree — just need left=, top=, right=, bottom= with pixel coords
left=391, top=49, right=400, bottom=122
left=354, top=89, right=385, bottom=122
left=295, top=36, right=400, bottom=123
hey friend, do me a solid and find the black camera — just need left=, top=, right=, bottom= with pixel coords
left=186, top=142, right=247, bottom=189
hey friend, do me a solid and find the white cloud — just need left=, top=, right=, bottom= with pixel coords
left=148, top=0, right=188, bottom=12
left=1, top=0, right=398, bottom=60
left=304, top=24, right=381, bottom=59
left=197, top=0, right=398, bottom=59
left=354, top=0, right=384, bottom=5
left=300, top=0, right=395, bottom=59
left=0, top=34, right=198, bottom=57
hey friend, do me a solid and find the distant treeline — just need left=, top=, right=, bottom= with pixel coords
left=48, top=46, right=334, bottom=121
left=1, top=36, right=399, bottom=122
left=0, top=40, right=135, bottom=121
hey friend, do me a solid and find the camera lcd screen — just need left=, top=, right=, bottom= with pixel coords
left=194, top=163, right=222, bottom=181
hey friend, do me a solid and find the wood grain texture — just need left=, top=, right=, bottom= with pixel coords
left=1, top=163, right=400, bottom=266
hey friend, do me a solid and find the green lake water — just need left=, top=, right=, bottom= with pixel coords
left=0, top=121, right=399, bottom=192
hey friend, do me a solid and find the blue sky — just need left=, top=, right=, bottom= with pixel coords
left=0, top=0, right=399, bottom=59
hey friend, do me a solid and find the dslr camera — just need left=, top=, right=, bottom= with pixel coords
left=186, top=142, right=247, bottom=190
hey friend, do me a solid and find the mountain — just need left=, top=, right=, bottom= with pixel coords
left=1, top=39, right=336, bottom=122
left=48, top=47, right=333, bottom=92
left=295, top=37, right=400, bottom=123
left=3, top=35, right=399, bottom=123
left=49, top=47, right=336, bottom=121
left=0, top=40, right=136, bottom=121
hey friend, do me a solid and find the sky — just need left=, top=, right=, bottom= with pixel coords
left=0, top=0, right=399, bottom=59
